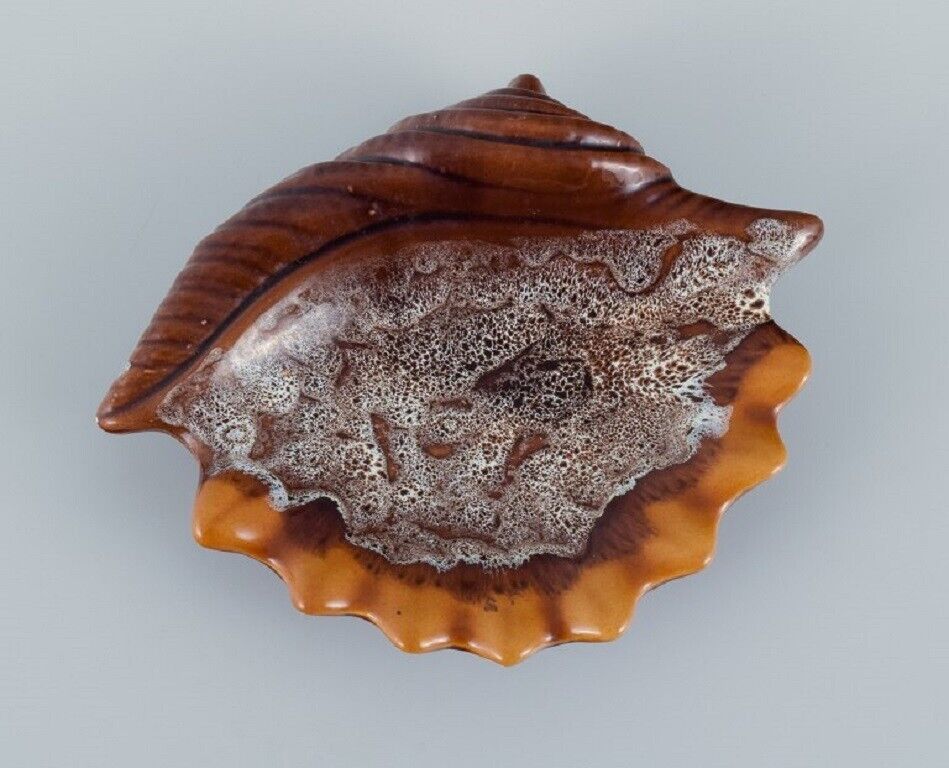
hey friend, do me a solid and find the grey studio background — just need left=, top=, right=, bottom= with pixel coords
left=2, top=1, right=946, bottom=766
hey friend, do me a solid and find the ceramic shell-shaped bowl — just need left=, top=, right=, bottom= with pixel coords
left=98, top=75, right=821, bottom=665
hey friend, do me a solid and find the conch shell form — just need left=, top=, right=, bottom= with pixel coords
left=98, top=75, right=821, bottom=664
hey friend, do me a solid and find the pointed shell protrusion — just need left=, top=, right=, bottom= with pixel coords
left=507, top=73, right=548, bottom=94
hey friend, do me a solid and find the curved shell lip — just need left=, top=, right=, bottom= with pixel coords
left=187, top=324, right=811, bottom=666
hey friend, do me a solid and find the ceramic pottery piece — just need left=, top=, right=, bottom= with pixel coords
left=99, top=75, right=822, bottom=664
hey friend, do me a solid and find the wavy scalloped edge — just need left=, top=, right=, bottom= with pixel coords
left=188, top=329, right=809, bottom=665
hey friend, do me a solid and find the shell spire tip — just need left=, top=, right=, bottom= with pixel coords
left=508, top=74, right=547, bottom=95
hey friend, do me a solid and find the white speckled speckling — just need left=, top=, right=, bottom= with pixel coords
left=159, top=218, right=795, bottom=570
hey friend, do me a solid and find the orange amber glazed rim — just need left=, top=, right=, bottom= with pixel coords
left=188, top=322, right=809, bottom=666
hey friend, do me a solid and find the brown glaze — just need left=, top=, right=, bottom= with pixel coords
left=98, top=75, right=822, bottom=663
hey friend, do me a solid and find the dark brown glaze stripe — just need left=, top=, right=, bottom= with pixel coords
left=248, top=184, right=383, bottom=207
left=191, top=251, right=274, bottom=276
left=447, top=103, right=590, bottom=118
left=226, top=217, right=319, bottom=238
left=449, top=96, right=587, bottom=118
left=386, top=126, right=642, bottom=153
left=196, top=241, right=281, bottom=257
left=486, top=87, right=561, bottom=102
left=338, top=155, right=519, bottom=190
left=169, top=279, right=248, bottom=301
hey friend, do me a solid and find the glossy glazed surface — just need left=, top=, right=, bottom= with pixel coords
left=98, top=74, right=822, bottom=663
